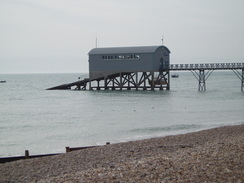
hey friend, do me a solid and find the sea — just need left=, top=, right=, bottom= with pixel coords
left=0, top=71, right=243, bottom=157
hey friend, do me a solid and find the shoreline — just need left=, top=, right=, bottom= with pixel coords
left=0, top=125, right=230, bottom=159
left=0, top=124, right=243, bottom=182
left=0, top=124, right=232, bottom=159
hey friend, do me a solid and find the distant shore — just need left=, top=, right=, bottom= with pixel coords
left=0, top=124, right=243, bottom=182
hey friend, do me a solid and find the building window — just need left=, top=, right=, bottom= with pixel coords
left=102, top=54, right=140, bottom=60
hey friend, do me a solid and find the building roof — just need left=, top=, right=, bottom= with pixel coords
left=88, top=45, right=170, bottom=55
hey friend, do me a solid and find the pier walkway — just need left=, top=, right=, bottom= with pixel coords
left=170, top=62, right=244, bottom=70
left=169, top=62, right=244, bottom=91
left=47, top=62, right=244, bottom=92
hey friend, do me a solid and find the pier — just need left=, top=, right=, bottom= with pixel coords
left=47, top=62, right=244, bottom=92
left=169, top=62, right=244, bottom=91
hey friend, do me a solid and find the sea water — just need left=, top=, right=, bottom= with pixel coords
left=0, top=71, right=243, bottom=157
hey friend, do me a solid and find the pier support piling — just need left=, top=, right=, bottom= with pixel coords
left=199, top=69, right=206, bottom=91
left=191, top=69, right=214, bottom=91
left=233, top=68, right=244, bottom=92
left=242, top=69, right=244, bottom=92
left=88, top=71, right=169, bottom=91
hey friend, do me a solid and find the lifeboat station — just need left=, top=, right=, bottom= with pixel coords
left=47, top=45, right=244, bottom=92
left=88, top=45, right=170, bottom=91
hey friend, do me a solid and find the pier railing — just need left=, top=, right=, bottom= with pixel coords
left=170, top=62, right=244, bottom=70
left=168, top=62, right=244, bottom=92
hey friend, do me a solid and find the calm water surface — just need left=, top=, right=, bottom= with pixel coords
left=0, top=71, right=243, bottom=157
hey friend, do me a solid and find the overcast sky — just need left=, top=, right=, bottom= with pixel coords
left=0, top=0, right=244, bottom=73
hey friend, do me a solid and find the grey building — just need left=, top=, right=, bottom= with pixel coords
left=88, top=45, right=170, bottom=80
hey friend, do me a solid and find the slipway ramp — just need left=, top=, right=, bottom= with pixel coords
left=46, top=78, right=90, bottom=90
left=46, top=72, right=125, bottom=90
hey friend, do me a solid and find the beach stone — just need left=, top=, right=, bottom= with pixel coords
left=0, top=125, right=243, bottom=182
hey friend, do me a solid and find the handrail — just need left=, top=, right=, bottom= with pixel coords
left=169, top=63, right=244, bottom=70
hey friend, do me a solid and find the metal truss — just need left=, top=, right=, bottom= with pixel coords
left=233, top=68, right=244, bottom=92
left=191, top=69, right=214, bottom=91
left=89, top=71, right=170, bottom=91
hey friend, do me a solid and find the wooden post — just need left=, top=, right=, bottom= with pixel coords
left=25, top=150, right=29, bottom=158
left=66, top=147, right=71, bottom=153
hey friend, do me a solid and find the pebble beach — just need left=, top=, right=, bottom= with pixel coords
left=0, top=124, right=243, bottom=182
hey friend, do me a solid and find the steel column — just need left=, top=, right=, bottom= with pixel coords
left=233, top=68, right=244, bottom=92
left=242, top=69, right=244, bottom=92
left=198, top=69, right=206, bottom=91
left=191, top=69, right=214, bottom=91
